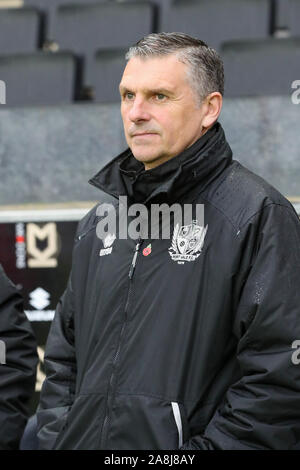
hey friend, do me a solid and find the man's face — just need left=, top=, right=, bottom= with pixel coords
left=119, top=54, right=208, bottom=170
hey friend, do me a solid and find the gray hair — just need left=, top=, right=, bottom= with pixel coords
left=125, top=32, right=224, bottom=105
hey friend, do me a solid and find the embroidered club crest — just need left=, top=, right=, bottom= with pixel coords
left=169, top=220, right=207, bottom=264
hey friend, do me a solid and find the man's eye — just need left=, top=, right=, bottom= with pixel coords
left=125, top=92, right=134, bottom=100
left=156, top=93, right=166, bottom=101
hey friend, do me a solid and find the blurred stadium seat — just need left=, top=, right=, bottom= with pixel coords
left=274, top=0, right=290, bottom=34
left=0, top=51, right=77, bottom=106
left=51, top=1, right=154, bottom=86
left=289, top=0, right=300, bottom=36
left=23, top=0, right=109, bottom=40
left=0, top=7, right=41, bottom=54
left=92, top=49, right=127, bottom=103
left=53, top=2, right=154, bottom=51
left=221, top=37, right=300, bottom=97
left=161, top=0, right=271, bottom=51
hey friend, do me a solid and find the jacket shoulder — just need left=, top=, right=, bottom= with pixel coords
left=202, top=160, right=297, bottom=230
left=75, top=196, right=118, bottom=242
left=75, top=204, right=100, bottom=241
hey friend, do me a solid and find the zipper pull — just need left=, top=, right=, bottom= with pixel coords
left=129, top=237, right=142, bottom=279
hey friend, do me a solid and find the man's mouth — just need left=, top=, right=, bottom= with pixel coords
left=132, top=132, right=158, bottom=137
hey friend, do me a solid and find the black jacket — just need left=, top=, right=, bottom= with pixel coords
left=0, top=264, right=38, bottom=450
left=37, top=123, right=300, bottom=450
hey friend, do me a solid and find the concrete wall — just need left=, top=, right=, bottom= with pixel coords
left=220, top=96, right=300, bottom=200
left=0, top=95, right=299, bottom=206
left=0, top=103, right=126, bottom=205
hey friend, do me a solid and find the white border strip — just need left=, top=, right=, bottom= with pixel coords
left=293, top=203, right=300, bottom=215
left=0, top=208, right=91, bottom=223
left=0, top=203, right=299, bottom=224
left=0, top=1, right=23, bottom=8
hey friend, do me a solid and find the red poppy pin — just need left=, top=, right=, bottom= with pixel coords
left=143, top=244, right=152, bottom=256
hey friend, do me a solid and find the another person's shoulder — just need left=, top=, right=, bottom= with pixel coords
left=0, top=264, right=20, bottom=299
left=202, top=159, right=298, bottom=231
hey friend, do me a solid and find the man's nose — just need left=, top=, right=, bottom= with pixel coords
left=128, top=97, right=150, bottom=122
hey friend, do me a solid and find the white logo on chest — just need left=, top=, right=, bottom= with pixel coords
left=99, top=233, right=116, bottom=256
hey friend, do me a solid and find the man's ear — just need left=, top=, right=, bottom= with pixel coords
left=201, top=92, right=223, bottom=129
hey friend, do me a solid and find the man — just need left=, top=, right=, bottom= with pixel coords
left=0, top=264, right=38, bottom=449
left=37, top=33, right=300, bottom=450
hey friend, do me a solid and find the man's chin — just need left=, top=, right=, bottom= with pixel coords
left=131, top=150, right=161, bottom=165
left=132, top=152, right=172, bottom=170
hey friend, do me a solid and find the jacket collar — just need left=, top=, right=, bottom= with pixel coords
left=89, top=122, right=233, bottom=205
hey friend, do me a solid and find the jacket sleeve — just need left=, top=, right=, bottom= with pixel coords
left=0, top=264, right=38, bottom=450
left=36, top=275, right=76, bottom=450
left=36, top=206, right=99, bottom=450
left=181, top=203, right=300, bottom=450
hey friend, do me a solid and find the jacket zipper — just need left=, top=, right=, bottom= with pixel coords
left=100, top=237, right=143, bottom=449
